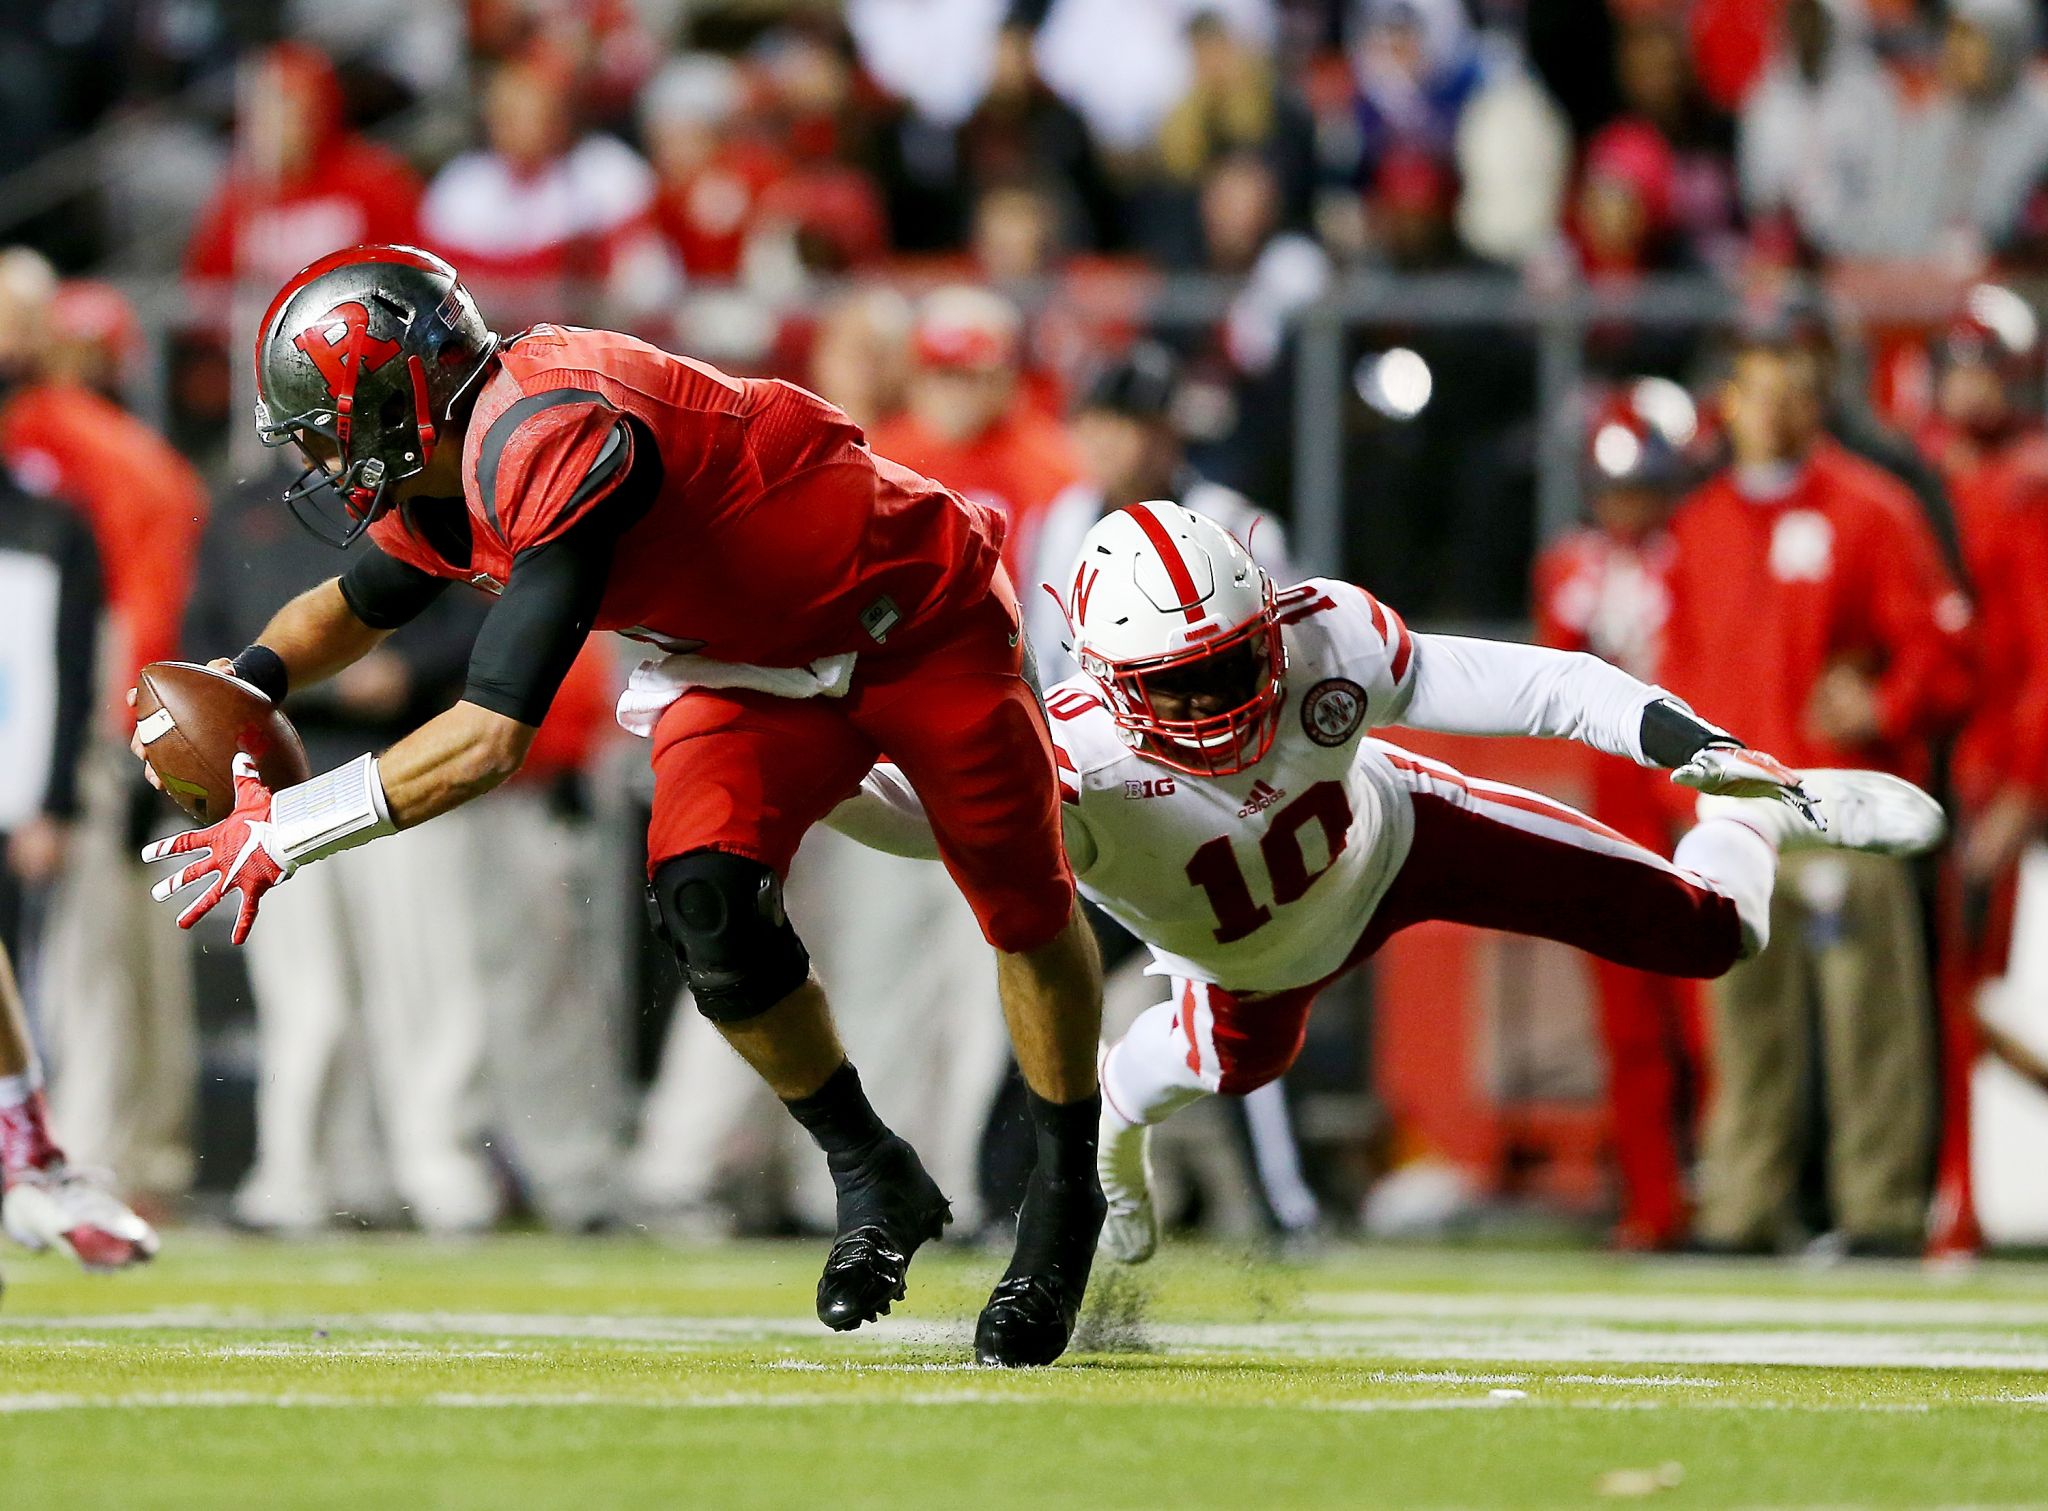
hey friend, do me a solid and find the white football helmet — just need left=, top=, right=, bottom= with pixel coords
left=1061, top=501, right=1285, bottom=776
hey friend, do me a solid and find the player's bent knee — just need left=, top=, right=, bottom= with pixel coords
left=647, top=849, right=810, bottom=1023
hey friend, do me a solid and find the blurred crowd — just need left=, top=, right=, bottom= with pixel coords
left=0, top=0, right=2046, bottom=1255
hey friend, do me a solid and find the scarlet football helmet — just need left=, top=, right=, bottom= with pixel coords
left=254, top=245, right=499, bottom=545
left=1061, top=501, right=1285, bottom=777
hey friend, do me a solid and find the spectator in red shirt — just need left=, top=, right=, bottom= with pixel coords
left=642, top=54, right=787, bottom=284
left=1918, top=287, right=2048, bottom=885
left=420, top=46, right=670, bottom=325
left=867, top=286, right=1080, bottom=583
left=184, top=43, right=422, bottom=313
left=0, top=245, right=211, bottom=1204
left=1912, top=284, right=2048, bottom=1255
left=1535, top=380, right=1703, bottom=1251
left=1660, top=332, right=1973, bottom=1256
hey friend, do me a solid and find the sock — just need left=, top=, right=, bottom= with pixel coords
left=0, top=1074, right=62, bottom=1182
left=1674, top=816, right=1779, bottom=957
left=783, top=1062, right=889, bottom=1166
left=1102, top=1002, right=1212, bottom=1128
left=1025, top=1085, right=1100, bottom=1186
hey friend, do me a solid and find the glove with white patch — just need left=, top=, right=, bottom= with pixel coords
left=1671, top=744, right=1824, bottom=833
left=141, top=753, right=294, bottom=943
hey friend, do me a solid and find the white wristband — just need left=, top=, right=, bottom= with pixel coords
left=271, top=753, right=397, bottom=866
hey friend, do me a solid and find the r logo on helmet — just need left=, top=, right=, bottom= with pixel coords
left=293, top=301, right=402, bottom=395
left=1301, top=678, right=1367, bottom=747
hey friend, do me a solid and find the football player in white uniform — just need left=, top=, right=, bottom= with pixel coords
left=829, top=502, right=1947, bottom=1263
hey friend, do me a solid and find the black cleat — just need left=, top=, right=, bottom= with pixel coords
left=974, top=1169, right=1106, bottom=1366
left=816, top=1135, right=951, bottom=1332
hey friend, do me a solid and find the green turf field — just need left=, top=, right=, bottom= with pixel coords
left=4, top=1233, right=2047, bottom=1508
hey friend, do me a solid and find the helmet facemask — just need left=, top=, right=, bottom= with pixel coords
left=258, top=378, right=429, bottom=547
left=1080, top=586, right=1287, bottom=777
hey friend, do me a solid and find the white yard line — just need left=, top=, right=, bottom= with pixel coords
left=1302, top=1291, right=2048, bottom=1328
left=0, top=1389, right=2008, bottom=1416
left=11, top=1309, right=2048, bottom=1371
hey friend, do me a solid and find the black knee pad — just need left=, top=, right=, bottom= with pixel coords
left=647, top=850, right=810, bottom=1023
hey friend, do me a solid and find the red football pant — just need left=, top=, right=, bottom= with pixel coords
left=1586, top=761, right=1706, bottom=1243
left=645, top=569, right=1076, bottom=954
left=1102, top=752, right=1744, bottom=1121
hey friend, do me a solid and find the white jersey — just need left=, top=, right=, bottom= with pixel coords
left=1048, top=577, right=1421, bottom=993
left=826, top=574, right=1672, bottom=996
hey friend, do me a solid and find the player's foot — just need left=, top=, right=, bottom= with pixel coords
left=4, top=1162, right=161, bottom=1271
left=815, top=1134, right=951, bottom=1331
left=1097, top=1113, right=1158, bottom=1265
left=1699, top=769, right=1947, bottom=857
left=975, top=1166, right=1106, bottom=1366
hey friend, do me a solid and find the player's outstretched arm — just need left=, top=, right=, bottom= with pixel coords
left=826, top=765, right=1099, bottom=872
left=1397, top=632, right=1817, bottom=823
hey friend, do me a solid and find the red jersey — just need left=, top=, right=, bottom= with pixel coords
left=184, top=137, right=422, bottom=294
left=0, top=382, right=209, bottom=723
left=1535, top=526, right=1681, bottom=843
left=368, top=325, right=1005, bottom=667
left=1532, top=527, right=1676, bottom=681
left=866, top=405, right=1079, bottom=583
left=1656, top=440, right=1974, bottom=782
left=1945, top=434, right=2048, bottom=806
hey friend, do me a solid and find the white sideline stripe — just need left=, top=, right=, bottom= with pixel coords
left=0, top=1390, right=1996, bottom=1416
left=1300, top=1291, right=2048, bottom=1328
left=12, top=1309, right=2048, bottom=1370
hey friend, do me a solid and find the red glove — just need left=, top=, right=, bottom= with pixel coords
left=141, top=754, right=295, bottom=944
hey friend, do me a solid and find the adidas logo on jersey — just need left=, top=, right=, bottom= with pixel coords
left=1238, top=780, right=1285, bottom=817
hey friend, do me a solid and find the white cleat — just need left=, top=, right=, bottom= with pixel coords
left=1702, top=769, right=1947, bottom=858
left=1097, top=1114, right=1159, bottom=1265
left=4, top=1163, right=160, bottom=1271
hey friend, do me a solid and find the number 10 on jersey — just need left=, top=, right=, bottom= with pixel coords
left=1183, top=780, right=1354, bottom=943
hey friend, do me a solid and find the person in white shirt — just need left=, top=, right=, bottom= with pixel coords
left=830, top=501, right=1948, bottom=1263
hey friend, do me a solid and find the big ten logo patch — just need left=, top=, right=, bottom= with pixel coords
left=1124, top=777, right=1177, bottom=799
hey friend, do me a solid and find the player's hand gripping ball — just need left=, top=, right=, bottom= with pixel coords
left=131, top=660, right=310, bottom=823
left=141, top=754, right=294, bottom=944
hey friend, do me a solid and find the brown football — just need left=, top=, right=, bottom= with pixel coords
left=133, top=662, right=312, bottom=824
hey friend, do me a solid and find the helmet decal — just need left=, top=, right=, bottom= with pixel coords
left=292, top=301, right=403, bottom=449
left=1071, top=561, right=1101, bottom=627
left=1123, top=501, right=1206, bottom=622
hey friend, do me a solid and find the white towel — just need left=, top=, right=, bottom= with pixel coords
left=615, top=650, right=858, bottom=738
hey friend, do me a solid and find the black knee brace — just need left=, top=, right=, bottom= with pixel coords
left=647, top=850, right=811, bottom=1023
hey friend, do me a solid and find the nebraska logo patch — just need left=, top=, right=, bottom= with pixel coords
left=1301, top=678, right=1367, bottom=747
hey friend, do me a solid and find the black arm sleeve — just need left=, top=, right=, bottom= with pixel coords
left=44, top=513, right=103, bottom=819
left=1639, top=696, right=1737, bottom=769
left=459, top=419, right=657, bottom=726
left=338, top=544, right=452, bottom=631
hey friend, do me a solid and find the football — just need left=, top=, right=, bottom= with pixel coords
left=133, top=661, right=312, bottom=824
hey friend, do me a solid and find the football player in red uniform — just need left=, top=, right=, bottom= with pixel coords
left=134, top=245, right=1106, bottom=1366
